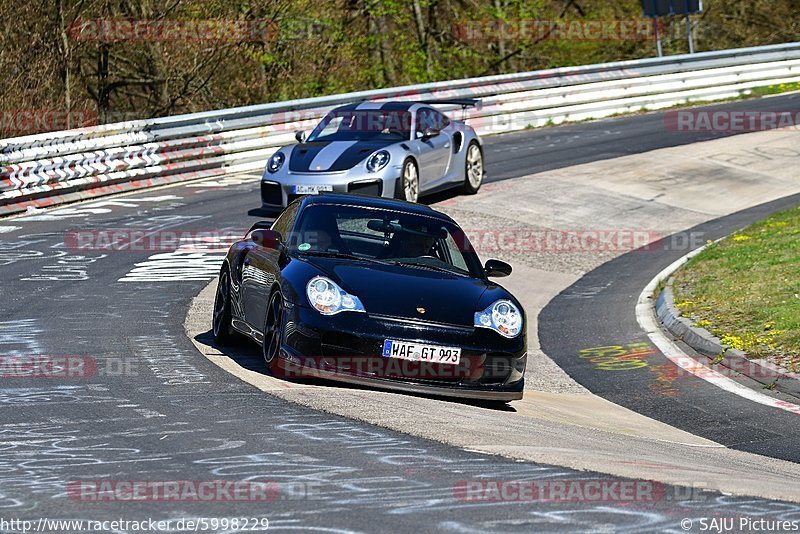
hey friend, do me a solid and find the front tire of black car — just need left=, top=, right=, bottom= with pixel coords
left=262, top=290, right=285, bottom=371
left=461, top=141, right=483, bottom=195
left=395, top=158, right=419, bottom=203
left=212, top=267, right=234, bottom=345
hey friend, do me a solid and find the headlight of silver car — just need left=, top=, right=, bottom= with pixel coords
left=366, top=150, right=390, bottom=173
left=267, top=152, right=285, bottom=173
left=306, top=276, right=365, bottom=315
left=474, top=299, right=523, bottom=338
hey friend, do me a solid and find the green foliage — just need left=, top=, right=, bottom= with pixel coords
left=750, top=81, right=800, bottom=97
left=1, top=0, right=800, bottom=135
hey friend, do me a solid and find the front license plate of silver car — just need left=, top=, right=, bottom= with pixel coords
left=293, top=184, right=333, bottom=194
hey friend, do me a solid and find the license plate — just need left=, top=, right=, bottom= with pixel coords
left=382, top=339, right=461, bottom=365
left=293, top=184, right=333, bottom=194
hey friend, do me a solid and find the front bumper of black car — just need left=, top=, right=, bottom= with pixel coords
left=273, top=303, right=527, bottom=401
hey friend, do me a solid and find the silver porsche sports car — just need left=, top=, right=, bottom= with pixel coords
left=260, top=100, right=485, bottom=210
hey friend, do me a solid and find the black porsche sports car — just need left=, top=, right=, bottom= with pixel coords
left=213, top=193, right=526, bottom=401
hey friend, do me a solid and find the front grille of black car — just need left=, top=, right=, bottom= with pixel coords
left=321, top=332, right=380, bottom=358
left=369, top=313, right=473, bottom=333
left=347, top=180, right=382, bottom=197
left=261, top=182, right=282, bottom=205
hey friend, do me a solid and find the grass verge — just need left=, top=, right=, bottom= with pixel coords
left=672, top=205, right=800, bottom=372
left=749, top=81, right=800, bottom=98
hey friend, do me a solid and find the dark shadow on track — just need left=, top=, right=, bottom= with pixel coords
left=420, top=188, right=462, bottom=206
left=247, top=207, right=280, bottom=218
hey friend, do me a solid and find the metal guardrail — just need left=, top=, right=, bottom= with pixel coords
left=2, top=42, right=800, bottom=216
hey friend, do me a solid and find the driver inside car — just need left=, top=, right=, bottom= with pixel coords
left=379, top=229, right=437, bottom=260
left=398, top=234, right=436, bottom=258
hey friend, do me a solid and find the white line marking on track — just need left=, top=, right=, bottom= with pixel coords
left=636, top=241, right=800, bottom=416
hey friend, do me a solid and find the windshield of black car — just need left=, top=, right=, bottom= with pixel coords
left=306, top=110, right=412, bottom=142
left=288, top=205, right=482, bottom=277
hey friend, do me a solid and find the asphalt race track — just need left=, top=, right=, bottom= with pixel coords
left=539, top=192, right=800, bottom=462
left=2, top=94, right=800, bottom=532
left=0, top=173, right=737, bottom=533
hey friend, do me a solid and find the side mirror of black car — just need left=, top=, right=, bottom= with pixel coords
left=295, top=131, right=307, bottom=143
left=421, top=127, right=439, bottom=141
left=484, top=259, right=512, bottom=278
left=251, top=229, right=282, bottom=250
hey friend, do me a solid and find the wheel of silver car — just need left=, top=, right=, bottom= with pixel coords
left=462, top=141, right=483, bottom=194
left=262, top=290, right=284, bottom=367
left=212, top=267, right=234, bottom=344
left=396, top=159, right=419, bottom=203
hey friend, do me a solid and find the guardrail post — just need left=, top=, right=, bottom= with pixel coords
left=654, top=18, right=663, bottom=57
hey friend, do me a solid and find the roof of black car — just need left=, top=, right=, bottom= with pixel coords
left=299, top=193, right=455, bottom=222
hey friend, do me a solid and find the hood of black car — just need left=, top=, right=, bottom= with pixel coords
left=288, top=140, right=396, bottom=173
left=302, top=257, right=488, bottom=326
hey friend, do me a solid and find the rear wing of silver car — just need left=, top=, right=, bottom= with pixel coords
left=420, top=99, right=482, bottom=111
left=420, top=99, right=482, bottom=122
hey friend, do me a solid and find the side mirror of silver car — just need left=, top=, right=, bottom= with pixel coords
left=421, top=128, right=439, bottom=141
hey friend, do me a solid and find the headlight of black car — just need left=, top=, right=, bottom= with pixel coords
left=474, top=300, right=523, bottom=338
left=366, top=150, right=390, bottom=173
left=306, top=276, right=366, bottom=315
left=267, top=152, right=285, bottom=173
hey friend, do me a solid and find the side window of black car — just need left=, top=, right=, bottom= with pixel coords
left=271, top=202, right=299, bottom=244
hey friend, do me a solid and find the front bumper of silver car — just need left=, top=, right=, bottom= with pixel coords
left=261, top=165, right=403, bottom=209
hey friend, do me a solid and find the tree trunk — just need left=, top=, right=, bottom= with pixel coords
left=55, top=0, right=72, bottom=127
left=411, top=0, right=432, bottom=78
left=493, top=0, right=508, bottom=72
